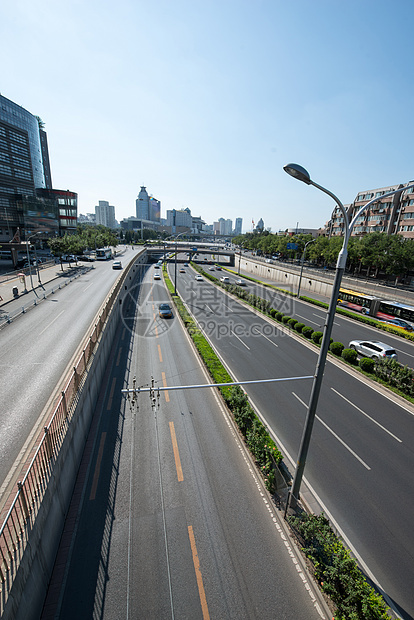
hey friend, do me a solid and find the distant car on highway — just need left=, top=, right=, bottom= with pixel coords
left=154, top=273, right=161, bottom=280
left=378, top=318, right=414, bottom=332
left=235, top=279, right=246, bottom=286
left=220, top=276, right=230, bottom=283
left=195, top=275, right=203, bottom=281
left=215, top=265, right=222, bottom=270
left=158, top=303, right=173, bottom=318
left=348, top=340, right=398, bottom=360
left=179, top=268, right=185, bottom=273
left=112, top=261, right=122, bottom=269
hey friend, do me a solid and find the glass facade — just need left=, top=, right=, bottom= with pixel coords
left=0, top=95, right=45, bottom=189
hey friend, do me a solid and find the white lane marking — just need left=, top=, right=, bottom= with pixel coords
left=83, top=282, right=94, bottom=291
left=205, top=305, right=214, bottom=314
left=39, top=310, right=65, bottom=335
left=296, top=314, right=320, bottom=326
left=292, top=392, right=371, bottom=470
left=397, top=348, right=414, bottom=359
left=331, top=388, right=402, bottom=442
left=252, top=326, right=278, bottom=348
left=230, top=330, right=250, bottom=350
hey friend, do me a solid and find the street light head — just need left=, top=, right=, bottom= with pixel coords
left=283, top=163, right=312, bottom=185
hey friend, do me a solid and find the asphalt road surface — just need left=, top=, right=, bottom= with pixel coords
left=171, top=261, right=414, bottom=620
left=42, top=262, right=329, bottom=620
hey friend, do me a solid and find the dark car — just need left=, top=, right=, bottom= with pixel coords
left=158, top=303, right=173, bottom=318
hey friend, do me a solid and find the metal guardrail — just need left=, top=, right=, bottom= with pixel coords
left=0, top=261, right=132, bottom=613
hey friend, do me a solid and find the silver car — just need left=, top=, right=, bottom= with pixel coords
left=348, top=340, right=398, bottom=360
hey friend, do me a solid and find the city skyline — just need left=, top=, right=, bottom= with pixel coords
left=2, top=1, right=414, bottom=233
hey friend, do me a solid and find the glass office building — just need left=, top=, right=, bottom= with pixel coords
left=0, top=95, right=46, bottom=191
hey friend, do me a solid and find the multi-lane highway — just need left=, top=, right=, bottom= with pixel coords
left=41, top=259, right=329, bottom=619
left=171, top=259, right=414, bottom=620
left=0, top=248, right=137, bottom=506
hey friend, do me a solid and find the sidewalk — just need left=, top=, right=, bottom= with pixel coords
left=0, top=262, right=86, bottom=308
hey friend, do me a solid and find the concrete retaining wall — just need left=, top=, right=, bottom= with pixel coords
left=239, top=258, right=333, bottom=298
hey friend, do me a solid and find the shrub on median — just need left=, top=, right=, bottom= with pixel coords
left=302, top=326, right=314, bottom=339
left=359, top=357, right=375, bottom=373
left=330, top=341, right=344, bottom=356
left=311, top=330, right=323, bottom=344
left=288, top=512, right=390, bottom=620
left=342, top=348, right=358, bottom=364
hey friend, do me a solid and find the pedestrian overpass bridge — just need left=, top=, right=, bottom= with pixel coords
left=145, top=243, right=236, bottom=266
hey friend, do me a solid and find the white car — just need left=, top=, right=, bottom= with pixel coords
left=348, top=340, right=398, bottom=360
left=195, top=275, right=203, bottom=281
left=220, top=276, right=230, bottom=283
left=235, top=279, right=246, bottom=286
left=154, top=273, right=161, bottom=280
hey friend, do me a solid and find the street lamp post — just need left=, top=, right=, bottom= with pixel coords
left=283, top=163, right=414, bottom=508
left=238, top=247, right=242, bottom=275
left=297, top=239, right=315, bottom=298
left=174, top=232, right=187, bottom=294
left=25, top=231, right=42, bottom=294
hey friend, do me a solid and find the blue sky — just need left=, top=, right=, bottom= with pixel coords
left=2, top=0, right=414, bottom=232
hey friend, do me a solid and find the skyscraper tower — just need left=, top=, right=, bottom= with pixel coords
left=136, top=186, right=150, bottom=220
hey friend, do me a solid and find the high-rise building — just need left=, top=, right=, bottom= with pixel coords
left=234, top=218, right=243, bottom=235
left=136, top=186, right=161, bottom=223
left=0, top=94, right=76, bottom=241
left=95, top=200, right=116, bottom=229
left=166, top=207, right=192, bottom=229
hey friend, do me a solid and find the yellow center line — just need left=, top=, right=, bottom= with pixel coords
left=158, top=344, right=163, bottom=363
left=116, top=347, right=122, bottom=366
left=169, top=421, right=183, bottom=481
left=188, top=525, right=210, bottom=620
left=162, top=372, right=170, bottom=402
left=107, top=377, right=117, bottom=410
left=90, top=432, right=106, bottom=500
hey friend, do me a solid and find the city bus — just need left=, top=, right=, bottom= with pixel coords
left=96, top=247, right=112, bottom=260
left=337, top=287, right=414, bottom=324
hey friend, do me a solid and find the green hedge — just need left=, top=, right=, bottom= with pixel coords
left=311, top=330, right=323, bottom=344
left=342, top=348, right=358, bottom=364
left=288, top=513, right=390, bottom=620
left=302, top=326, right=314, bottom=339
left=330, top=341, right=344, bottom=356
left=359, top=357, right=375, bottom=373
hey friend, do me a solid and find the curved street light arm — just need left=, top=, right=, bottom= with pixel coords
left=284, top=164, right=414, bottom=510
left=309, top=179, right=350, bottom=268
